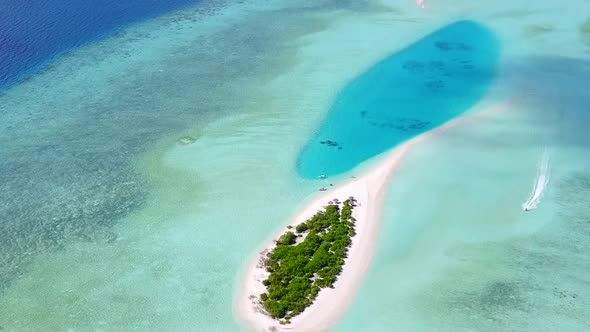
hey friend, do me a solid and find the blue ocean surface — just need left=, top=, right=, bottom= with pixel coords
left=0, top=0, right=199, bottom=89
left=297, top=21, right=500, bottom=178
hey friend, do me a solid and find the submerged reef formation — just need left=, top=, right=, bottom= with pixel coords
left=178, top=135, right=198, bottom=145
left=260, top=198, right=357, bottom=324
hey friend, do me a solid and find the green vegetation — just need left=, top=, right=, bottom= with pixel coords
left=277, top=231, right=297, bottom=246
left=260, top=198, right=357, bottom=323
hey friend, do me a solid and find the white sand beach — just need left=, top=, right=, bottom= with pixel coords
left=235, top=132, right=434, bottom=332
left=235, top=102, right=508, bottom=332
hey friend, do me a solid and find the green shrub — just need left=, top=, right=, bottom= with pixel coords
left=266, top=301, right=286, bottom=318
left=260, top=199, right=357, bottom=321
left=295, top=222, right=309, bottom=233
left=278, top=231, right=297, bottom=246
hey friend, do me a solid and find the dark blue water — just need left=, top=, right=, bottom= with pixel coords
left=0, top=0, right=199, bottom=89
left=297, top=21, right=500, bottom=178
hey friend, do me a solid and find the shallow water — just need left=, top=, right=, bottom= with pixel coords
left=0, top=0, right=203, bottom=89
left=337, top=39, right=590, bottom=332
left=0, top=0, right=386, bottom=329
left=0, top=0, right=589, bottom=331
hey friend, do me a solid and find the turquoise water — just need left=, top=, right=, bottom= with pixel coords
left=297, top=20, right=499, bottom=178
left=0, top=0, right=589, bottom=331
left=337, top=54, right=590, bottom=331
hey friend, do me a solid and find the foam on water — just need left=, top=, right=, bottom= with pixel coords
left=522, top=147, right=550, bottom=211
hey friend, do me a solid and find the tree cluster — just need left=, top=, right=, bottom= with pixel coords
left=260, top=198, right=357, bottom=323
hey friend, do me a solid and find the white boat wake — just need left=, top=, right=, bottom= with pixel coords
left=522, top=148, right=550, bottom=211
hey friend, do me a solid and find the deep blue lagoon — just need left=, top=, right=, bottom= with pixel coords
left=0, top=0, right=199, bottom=88
left=297, top=21, right=500, bottom=178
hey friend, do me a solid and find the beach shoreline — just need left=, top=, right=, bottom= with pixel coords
left=233, top=100, right=511, bottom=331
left=234, top=125, right=449, bottom=331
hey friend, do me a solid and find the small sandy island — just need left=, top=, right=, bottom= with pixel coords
left=234, top=137, right=429, bottom=332
left=234, top=103, right=504, bottom=332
